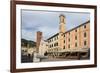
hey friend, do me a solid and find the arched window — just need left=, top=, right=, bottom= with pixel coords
left=84, top=32, right=86, bottom=37
left=84, top=41, right=87, bottom=46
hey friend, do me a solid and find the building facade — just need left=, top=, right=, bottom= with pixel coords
left=65, top=21, right=90, bottom=51
left=39, top=39, right=48, bottom=56
left=36, top=14, right=90, bottom=59
left=46, top=15, right=90, bottom=58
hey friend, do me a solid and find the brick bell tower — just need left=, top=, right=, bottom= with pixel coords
left=59, top=14, right=66, bottom=49
left=36, top=31, right=42, bottom=53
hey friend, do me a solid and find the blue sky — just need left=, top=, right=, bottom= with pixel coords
left=21, top=10, right=90, bottom=41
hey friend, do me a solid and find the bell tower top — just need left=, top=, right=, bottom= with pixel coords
left=59, top=14, right=65, bottom=24
left=59, top=14, right=66, bottom=33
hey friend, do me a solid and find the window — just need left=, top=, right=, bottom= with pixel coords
left=63, top=46, right=65, bottom=49
left=84, top=32, right=86, bottom=37
left=64, top=40, right=65, bottom=43
left=52, top=39, right=53, bottom=42
left=75, top=36, right=77, bottom=40
left=75, top=29, right=77, bottom=32
left=61, top=34, right=63, bottom=36
left=50, top=39, right=52, bottom=42
left=69, top=32, right=70, bottom=35
left=54, top=43, right=56, bottom=47
left=84, top=25, right=86, bottom=28
left=68, top=38, right=70, bottom=42
left=56, top=42, right=58, bottom=46
left=52, top=44, right=53, bottom=47
left=57, top=36, right=58, bottom=39
left=54, top=42, right=58, bottom=47
left=54, top=43, right=56, bottom=46
left=68, top=44, right=70, bottom=48
left=84, top=41, right=87, bottom=46
left=75, top=43, right=77, bottom=47
left=48, top=40, right=49, bottom=43
left=55, top=37, right=57, bottom=40
left=50, top=45, right=51, bottom=48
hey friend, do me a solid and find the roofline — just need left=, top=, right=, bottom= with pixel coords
left=46, top=20, right=90, bottom=40
left=65, top=20, right=90, bottom=33
left=47, top=33, right=59, bottom=40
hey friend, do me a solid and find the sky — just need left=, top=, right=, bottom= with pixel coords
left=21, top=10, right=90, bottom=41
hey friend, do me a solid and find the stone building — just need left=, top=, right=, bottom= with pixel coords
left=65, top=21, right=90, bottom=51
left=36, top=31, right=42, bottom=53
left=36, top=14, right=90, bottom=59
left=39, top=39, right=48, bottom=56
left=46, top=14, right=90, bottom=58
